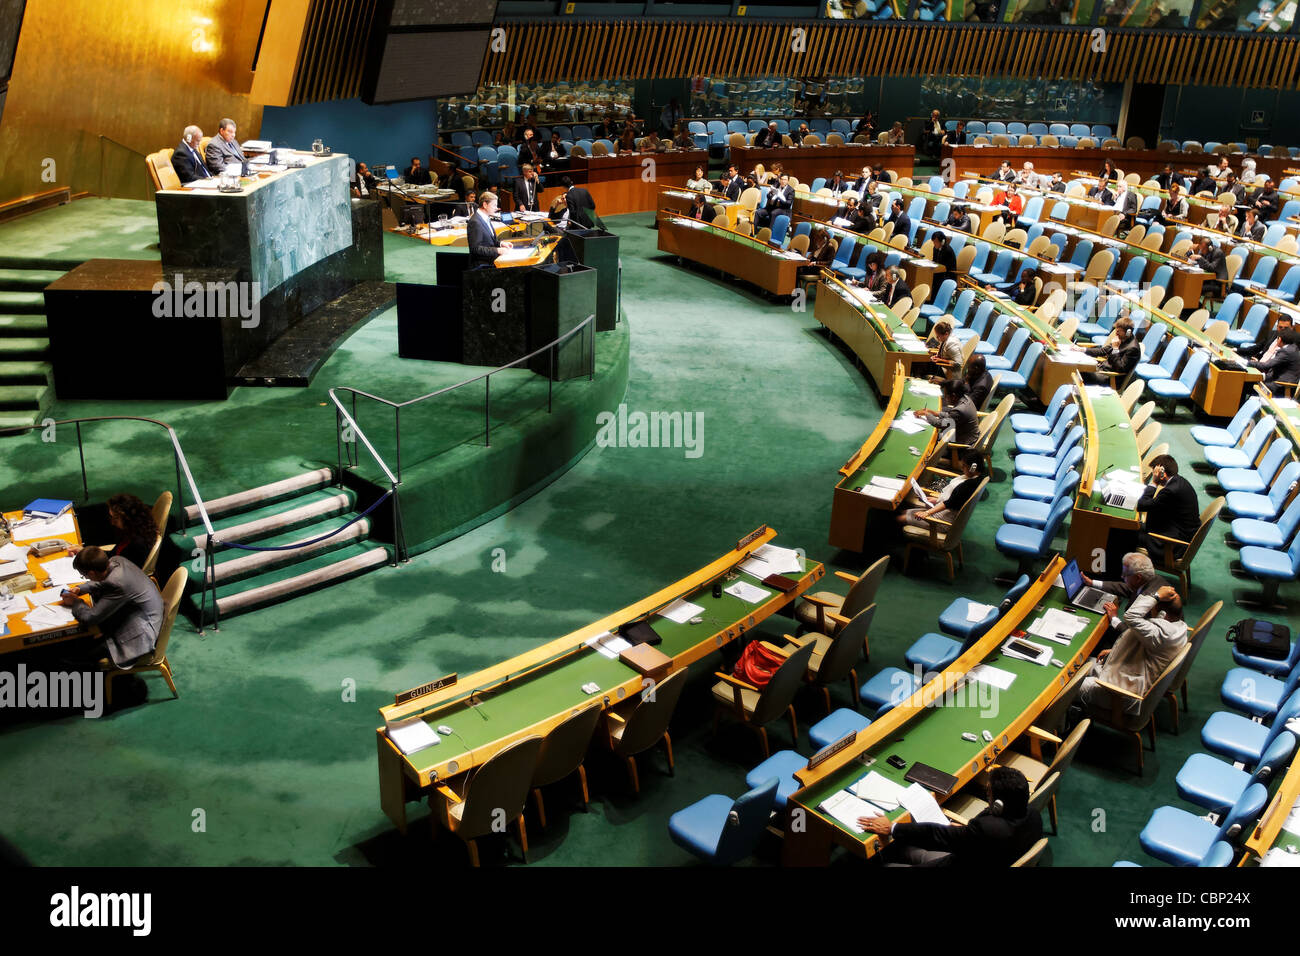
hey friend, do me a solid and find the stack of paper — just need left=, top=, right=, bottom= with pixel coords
left=909, top=381, right=942, bottom=397
left=1103, top=467, right=1143, bottom=483
left=0, top=543, right=30, bottom=563
left=890, top=416, right=927, bottom=435
left=850, top=770, right=910, bottom=809
left=724, top=580, right=770, bottom=604
left=13, top=513, right=75, bottom=541
left=0, top=592, right=29, bottom=617
left=900, top=782, right=950, bottom=826
left=819, top=791, right=878, bottom=833
left=657, top=599, right=705, bottom=625
left=387, top=717, right=441, bottom=755
left=964, top=601, right=996, bottom=622
left=752, top=543, right=803, bottom=574
left=869, top=475, right=905, bottom=492
left=24, top=604, right=74, bottom=629
left=0, top=560, right=27, bottom=580
left=41, top=557, right=86, bottom=588
left=967, top=663, right=1017, bottom=690
left=584, top=630, right=633, bottom=659
left=26, top=588, right=66, bottom=607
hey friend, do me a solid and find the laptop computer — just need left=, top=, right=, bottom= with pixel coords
left=1060, top=558, right=1112, bottom=613
left=1102, top=479, right=1144, bottom=510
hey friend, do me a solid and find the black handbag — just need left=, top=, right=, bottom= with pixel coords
left=1226, top=619, right=1291, bottom=661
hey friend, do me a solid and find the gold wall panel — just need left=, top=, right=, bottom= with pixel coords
left=0, top=0, right=265, bottom=202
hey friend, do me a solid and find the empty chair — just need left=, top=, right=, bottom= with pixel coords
left=1219, top=439, right=1293, bottom=498
left=1230, top=492, right=1300, bottom=551
left=994, top=497, right=1072, bottom=577
left=1239, top=526, right=1300, bottom=608
left=668, top=776, right=779, bottom=865
left=1012, top=446, right=1084, bottom=501
left=1147, top=350, right=1210, bottom=410
left=1225, top=458, right=1300, bottom=524
left=919, top=279, right=957, bottom=324
left=1225, top=304, right=1270, bottom=350
left=973, top=312, right=1011, bottom=356
left=1134, top=335, right=1190, bottom=383
left=1014, top=403, right=1079, bottom=456
left=529, top=704, right=604, bottom=828
left=1175, top=731, right=1296, bottom=815
left=1234, top=257, right=1277, bottom=294
left=995, top=341, right=1045, bottom=395
left=1002, top=470, right=1081, bottom=528
left=795, top=554, right=888, bottom=637
left=1138, top=783, right=1268, bottom=867
left=607, top=668, right=689, bottom=793
left=804, top=604, right=876, bottom=714
left=1192, top=396, right=1261, bottom=449
left=1010, top=383, right=1074, bottom=435
left=1148, top=498, right=1226, bottom=598
left=906, top=575, right=1032, bottom=674
left=985, top=327, right=1031, bottom=373
left=1200, top=687, right=1300, bottom=767
left=1205, top=414, right=1275, bottom=471
left=430, top=735, right=543, bottom=866
left=1014, top=425, right=1084, bottom=479
left=807, top=708, right=872, bottom=752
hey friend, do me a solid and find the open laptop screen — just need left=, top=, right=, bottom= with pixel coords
left=1060, top=559, right=1084, bottom=600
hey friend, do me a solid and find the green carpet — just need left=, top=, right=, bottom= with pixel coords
left=0, top=202, right=1287, bottom=867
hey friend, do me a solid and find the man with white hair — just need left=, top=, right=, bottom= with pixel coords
left=1077, top=552, right=1164, bottom=631
left=171, top=125, right=211, bottom=182
left=1078, top=582, right=1188, bottom=718
left=1018, top=161, right=1040, bottom=189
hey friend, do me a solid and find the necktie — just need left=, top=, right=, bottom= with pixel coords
left=193, top=146, right=210, bottom=177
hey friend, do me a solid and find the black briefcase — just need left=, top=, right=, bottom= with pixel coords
left=1227, top=618, right=1291, bottom=661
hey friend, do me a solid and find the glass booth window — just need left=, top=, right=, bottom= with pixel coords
left=917, top=0, right=1003, bottom=20
left=825, top=0, right=901, bottom=18
left=438, top=81, right=636, bottom=130
left=1197, top=0, right=1296, bottom=31
left=1097, top=0, right=1194, bottom=27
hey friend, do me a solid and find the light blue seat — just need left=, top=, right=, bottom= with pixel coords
left=1134, top=336, right=1190, bottom=383
left=1200, top=688, right=1300, bottom=766
left=1028, top=123, right=1048, bottom=137
left=1175, top=732, right=1296, bottom=813
left=987, top=122, right=1007, bottom=136
left=859, top=666, right=920, bottom=714
left=1059, top=136, right=1078, bottom=149
left=1092, top=125, right=1113, bottom=139
left=1011, top=383, right=1074, bottom=434
left=966, top=121, right=986, bottom=137
left=936, top=575, right=1032, bottom=644
left=770, top=215, right=791, bottom=248
left=985, top=327, right=1030, bottom=372
left=1232, top=624, right=1300, bottom=676
left=932, top=201, right=951, bottom=224
left=1220, top=661, right=1300, bottom=718
left=668, top=776, right=779, bottom=865
left=920, top=279, right=957, bottom=323
left=1219, top=440, right=1293, bottom=498
left=1015, top=426, right=1084, bottom=478
left=1049, top=123, right=1069, bottom=137
left=953, top=301, right=995, bottom=345
left=808, top=708, right=873, bottom=751
left=1263, top=223, right=1287, bottom=246
left=970, top=249, right=1017, bottom=286
left=1211, top=291, right=1243, bottom=332
left=1265, top=268, right=1300, bottom=304
left=792, top=221, right=813, bottom=243
left=839, top=246, right=871, bottom=282
left=1226, top=460, right=1300, bottom=522
left=995, top=342, right=1045, bottom=394
left=1055, top=238, right=1093, bottom=275
left=953, top=181, right=971, bottom=199
left=1003, top=472, right=1081, bottom=527
left=1107, top=256, right=1148, bottom=295
left=1007, top=122, right=1027, bottom=136
left=1047, top=232, right=1068, bottom=260
left=1205, top=414, right=1275, bottom=470
left=1070, top=123, right=1091, bottom=138
left=1234, top=257, right=1277, bottom=293
left=972, top=311, right=1010, bottom=354
left=994, top=498, right=1073, bottom=575
left=1013, top=446, right=1084, bottom=500
left=1231, top=494, right=1300, bottom=550
left=1240, top=530, right=1300, bottom=605
left=1014, top=404, right=1079, bottom=456
left=1138, top=784, right=1268, bottom=867
left=810, top=177, right=827, bottom=193
left=1064, top=287, right=1105, bottom=337
left=1017, top=195, right=1044, bottom=228
left=948, top=288, right=977, bottom=328
left=745, top=751, right=806, bottom=810
left=830, top=236, right=858, bottom=276
left=1147, top=350, right=1210, bottom=405
left=1225, top=304, right=1270, bottom=350
left=470, top=130, right=494, bottom=147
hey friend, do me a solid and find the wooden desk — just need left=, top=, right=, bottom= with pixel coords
left=731, top=144, right=914, bottom=186
left=493, top=235, right=561, bottom=269
left=784, top=555, right=1105, bottom=865
left=829, top=376, right=939, bottom=552
left=1242, top=749, right=1300, bottom=866
left=375, top=527, right=824, bottom=834
left=385, top=218, right=529, bottom=248
left=1068, top=381, right=1141, bottom=570
left=814, top=275, right=935, bottom=395
left=797, top=217, right=939, bottom=294
left=1, top=508, right=96, bottom=655
left=570, top=149, right=707, bottom=215
left=656, top=211, right=805, bottom=296
left=946, top=145, right=1299, bottom=186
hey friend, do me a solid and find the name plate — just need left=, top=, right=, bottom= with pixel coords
left=736, top=525, right=769, bottom=551
left=807, top=730, right=857, bottom=770
left=394, top=673, right=457, bottom=705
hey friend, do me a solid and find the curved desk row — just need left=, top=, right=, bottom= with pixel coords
left=655, top=210, right=807, bottom=296
left=1068, top=379, right=1142, bottom=570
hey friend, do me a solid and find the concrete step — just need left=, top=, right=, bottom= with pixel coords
left=192, top=491, right=354, bottom=552
left=0, top=383, right=50, bottom=411
left=0, top=410, right=41, bottom=434
left=0, top=269, right=65, bottom=290
left=211, top=546, right=389, bottom=618
left=0, top=314, right=48, bottom=336
left=0, top=338, right=49, bottom=360
left=0, top=361, right=53, bottom=386
left=183, top=466, right=334, bottom=524
left=207, top=518, right=370, bottom=586
left=0, top=291, right=45, bottom=314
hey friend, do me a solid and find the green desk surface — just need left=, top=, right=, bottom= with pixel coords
left=401, top=549, right=806, bottom=775
left=826, top=281, right=917, bottom=353
left=839, top=383, right=939, bottom=490
left=1081, top=390, right=1142, bottom=519
left=800, top=585, right=1103, bottom=845
left=660, top=213, right=800, bottom=260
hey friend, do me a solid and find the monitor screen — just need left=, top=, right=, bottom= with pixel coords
left=1060, top=559, right=1083, bottom=599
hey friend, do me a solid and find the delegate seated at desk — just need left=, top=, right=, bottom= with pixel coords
left=58, top=547, right=163, bottom=668
left=858, top=767, right=1041, bottom=867
left=205, top=118, right=247, bottom=175
left=404, top=157, right=433, bottom=187
left=963, top=355, right=993, bottom=411
left=1077, top=585, right=1187, bottom=718
left=1083, top=316, right=1140, bottom=386
left=896, top=448, right=984, bottom=531
left=1249, top=330, right=1300, bottom=395
left=69, top=493, right=159, bottom=570
left=172, top=125, right=212, bottom=183
left=467, top=192, right=513, bottom=267
left=1075, top=551, right=1165, bottom=638
left=1240, top=312, right=1292, bottom=360
left=911, top=378, right=979, bottom=449
left=925, top=319, right=963, bottom=379
left=1137, top=455, right=1200, bottom=557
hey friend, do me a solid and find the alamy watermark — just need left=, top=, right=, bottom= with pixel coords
left=0, top=665, right=103, bottom=718
left=152, top=273, right=261, bottom=328
left=595, top=404, right=704, bottom=459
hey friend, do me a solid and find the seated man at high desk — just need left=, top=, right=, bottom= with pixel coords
left=542, top=131, right=569, bottom=172
left=1154, top=164, right=1184, bottom=193
left=753, top=122, right=781, bottom=149
left=171, top=125, right=212, bottom=182
left=852, top=164, right=873, bottom=195
left=1213, top=203, right=1239, bottom=236
left=518, top=128, right=544, bottom=169
left=351, top=162, right=378, bottom=199
left=878, top=264, right=912, bottom=309
left=887, top=199, right=911, bottom=245
left=872, top=164, right=893, bottom=186
left=793, top=121, right=813, bottom=143
left=1087, top=178, right=1116, bottom=205
left=930, top=230, right=957, bottom=274
left=1074, top=551, right=1166, bottom=642
left=1083, top=315, right=1141, bottom=385
left=756, top=173, right=794, bottom=229
left=1221, top=172, right=1247, bottom=208
left=404, top=157, right=433, bottom=186
left=514, top=164, right=542, bottom=213
left=1249, top=329, right=1300, bottom=395
left=1017, top=162, right=1042, bottom=189
left=858, top=767, right=1041, bottom=867
left=994, top=161, right=1018, bottom=184
left=896, top=447, right=986, bottom=532
left=963, top=354, right=994, bottom=411
left=671, top=124, right=694, bottom=151
left=1047, top=172, right=1067, bottom=193
left=57, top=546, right=163, bottom=669
left=1210, top=156, right=1233, bottom=181
left=825, top=169, right=851, bottom=193
left=467, top=191, right=514, bottom=267
left=911, top=378, right=980, bottom=452
left=945, top=204, right=974, bottom=233
left=1238, top=207, right=1266, bottom=242
left=1192, top=236, right=1226, bottom=282
left=685, top=192, right=717, bottom=223
left=204, top=117, right=247, bottom=175
left=1078, top=583, right=1187, bottom=719
left=1240, top=311, right=1292, bottom=359
left=1137, top=455, right=1201, bottom=558
left=1189, top=166, right=1217, bottom=197
left=719, top=165, right=744, bottom=201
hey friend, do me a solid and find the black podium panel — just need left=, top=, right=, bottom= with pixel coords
left=461, top=267, right=530, bottom=368
left=527, top=264, right=597, bottom=381
left=396, top=282, right=463, bottom=361
left=567, top=229, right=620, bottom=331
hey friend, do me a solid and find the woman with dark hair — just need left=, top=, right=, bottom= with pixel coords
left=686, top=165, right=712, bottom=192
left=801, top=227, right=836, bottom=275
left=70, top=493, right=159, bottom=569
left=896, top=447, right=985, bottom=531
left=860, top=251, right=888, bottom=291
left=855, top=111, right=876, bottom=141
left=1097, top=158, right=1117, bottom=182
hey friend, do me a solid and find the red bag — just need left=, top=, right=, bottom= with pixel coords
left=733, top=641, right=785, bottom=688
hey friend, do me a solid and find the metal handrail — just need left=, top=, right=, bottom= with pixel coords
left=329, top=313, right=597, bottom=482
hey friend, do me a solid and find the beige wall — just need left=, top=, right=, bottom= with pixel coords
left=0, top=0, right=266, bottom=202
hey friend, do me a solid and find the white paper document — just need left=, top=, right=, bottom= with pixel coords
left=0, top=561, right=26, bottom=580
left=890, top=416, right=927, bottom=435
left=25, top=588, right=66, bottom=607
left=819, top=791, right=878, bottom=833
left=13, top=513, right=75, bottom=541
left=909, top=381, right=942, bottom=397
left=0, top=593, right=29, bottom=617
left=752, top=544, right=803, bottom=574
left=900, top=782, right=950, bottom=826
left=496, top=247, right=535, bottom=261
left=1282, top=796, right=1300, bottom=838
left=0, top=543, right=29, bottom=563
left=870, top=476, right=906, bottom=492
left=658, top=599, right=705, bottom=625
left=1261, top=847, right=1300, bottom=867
left=964, top=601, right=996, bottom=622
left=739, top=556, right=775, bottom=580
left=967, top=663, right=1017, bottom=690
left=41, top=556, right=87, bottom=588
left=24, top=604, right=75, bottom=629
left=861, top=485, right=896, bottom=500
left=584, top=630, right=632, bottom=659
left=387, top=717, right=440, bottom=755
left=724, top=580, right=770, bottom=604
left=850, top=770, right=910, bottom=809
left=1103, top=467, right=1143, bottom=482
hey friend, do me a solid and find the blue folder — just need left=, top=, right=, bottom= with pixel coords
left=22, top=498, right=73, bottom=519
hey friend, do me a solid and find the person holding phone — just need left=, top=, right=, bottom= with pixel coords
left=896, top=448, right=984, bottom=530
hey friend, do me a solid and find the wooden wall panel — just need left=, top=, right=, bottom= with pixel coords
left=0, top=0, right=264, bottom=202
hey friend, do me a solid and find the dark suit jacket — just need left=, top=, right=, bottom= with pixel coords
left=753, top=128, right=780, bottom=149
left=847, top=210, right=876, bottom=233
left=767, top=184, right=794, bottom=212
left=891, top=808, right=1043, bottom=867
left=405, top=166, right=433, bottom=186
left=1137, top=474, right=1201, bottom=544
left=1255, top=343, right=1300, bottom=394
left=205, top=135, right=246, bottom=174
left=722, top=177, right=743, bottom=201
left=996, top=169, right=1017, bottom=183
left=1253, top=188, right=1281, bottom=221
left=1240, top=220, right=1266, bottom=241
left=466, top=212, right=501, bottom=266
left=946, top=214, right=973, bottom=233
left=687, top=202, right=717, bottom=223
left=1088, top=335, right=1142, bottom=377
left=1195, top=247, right=1227, bottom=281
left=542, top=141, right=567, bottom=166
left=519, top=139, right=545, bottom=167
left=880, top=278, right=912, bottom=308
left=514, top=176, right=541, bottom=212
left=70, top=556, right=164, bottom=667
left=891, top=212, right=912, bottom=242
left=967, top=371, right=994, bottom=411
left=933, top=245, right=957, bottom=273
left=172, top=141, right=211, bottom=182
left=565, top=186, right=596, bottom=228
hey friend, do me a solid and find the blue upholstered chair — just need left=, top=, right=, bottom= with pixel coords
left=1147, top=350, right=1210, bottom=410
left=808, top=708, right=873, bottom=751
left=1138, top=784, right=1268, bottom=867
left=1219, top=441, right=1294, bottom=499
left=1191, top=396, right=1261, bottom=449
left=1014, top=404, right=1079, bottom=456
left=994, top=498, right=1073, bottom=576
left=1003, top=471, right=1080, bottom=527
left=1013, top=446, right=1084, bottom=501
left=1204, top=414, right=1275, bottom=470
left=668, top=776, right=780, bottom=865
left=1014, top=425, right=1084, bottom=478
left=1200, top=687, right=1300, bottom=766
left=1175, top=732, right=1295, bottom=814
left=1011, top=384, right=1074, bottom=435
left=1239, top=528, right=1300, bottom=608
left=1219, top=657, right=1300, bottom=719
left=745, top=752, right=806, bottom=810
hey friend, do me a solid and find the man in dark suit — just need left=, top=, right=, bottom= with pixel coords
left=1251, top=329, right=1300, bottom=395
left=405, top=157, right=433, bottom=186
left=686, top=192, right=717, bottom=223
left=559, top=176, right=597, bottom=228
left=1084, top=316, right=1142, bottom=385
left=59, top=547, right=164, bottom=668
left=1192, top=237, right=1227, bottom=281
left=1089, top=181, right=1115, bottom=205
left=1137, top=455, right=1201, bottom=558
left=1222, top=172, right=1247, bottom=207
left=720, top=165, right=743, bottom=201
left=753, top=122, right=780, bottom=149
left=1251, top=179, right=1281, bottom=221
left=858, top=767, right=1042, bottom=867
left=204, top=118, right=247, bottom=175
left=930, top=230, right=957, bottom=274
left=518, top=128, right=544, bottom=169
left=172, top=125, right=212, bottom=182
left=879, top=266, right=912, bottom=308
left=945, top=204, right=973, bottom=233
left=852, top=164, right=872, bottom=195
left=1241, top=312, right=1293, bottom=359
left=963, top=354, right=994, bottom=411
left=1155, top=164, right=1184, bottom=192
left=467, top=191, right=508, bottom=267
left=1113, top=181, right=1140, bottom=231
left=847, top=200, right=876, bottom=234
left=513, top=164, right=542, bottom=213
left=888, top=198, right=911, bottom=245
left=757, top=173, right=794, bottom=229
left=1238, top=208, right=1266, bottom=242
left=995, top=161, right=1017, bottom=184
